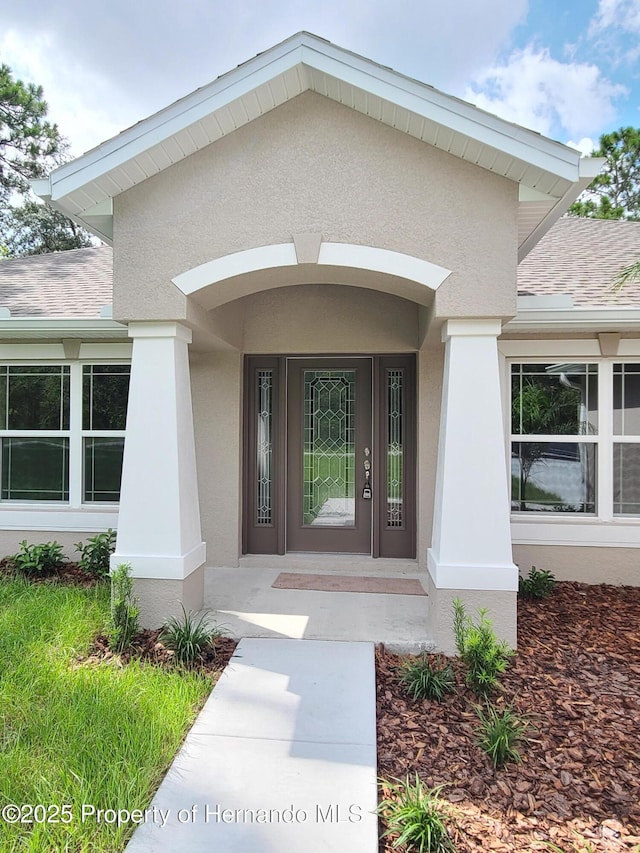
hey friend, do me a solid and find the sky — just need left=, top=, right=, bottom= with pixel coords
left=1, top=0, right=639, bottom=159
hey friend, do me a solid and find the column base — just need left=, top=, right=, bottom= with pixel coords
left=132, top=564, right=205, bottom=628
left=425, top=569, right=517, bottom=655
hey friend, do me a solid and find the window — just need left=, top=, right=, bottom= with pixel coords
left=510, top=363, right=598, bottom=514
left=613, top=364, right=640, bottom=515
left=0, top=363, right=129, bottom=504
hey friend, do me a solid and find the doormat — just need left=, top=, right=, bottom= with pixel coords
left=272, top=572, right=427, bottom=596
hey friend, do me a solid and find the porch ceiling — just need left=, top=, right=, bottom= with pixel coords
left=33, top=33, right=601, bottom=261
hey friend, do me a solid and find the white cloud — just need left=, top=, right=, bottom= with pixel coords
left=566, top=137, right=598, bottom=156
left=464, top=45, right=628, bottom=139
left=0, top=29, right=141, bottom=155
left=0, top=0, right=530, bottom=153
left=589, top=0, right=640, bottom=35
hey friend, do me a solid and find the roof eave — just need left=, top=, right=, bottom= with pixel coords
left=504, top=305, right=640, bottom=334
left=34, top=32, right=594, bottom=249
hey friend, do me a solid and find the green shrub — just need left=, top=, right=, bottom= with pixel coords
left=378, top=775, right=456, bottom=853
left=10, top=540, right=66, bottom=574
left=518, top=565, right=556, bottom=599
left=75, top=529, right=116, bottom=577
left=109, top=562, right=139, bottom=653
left=400, top=655, right=455, bottom=702
left=475, top=702, right=529, bottom=768
left=161, top=604, right=222, bottom=666
left=452, top=599, right=513, bottom=696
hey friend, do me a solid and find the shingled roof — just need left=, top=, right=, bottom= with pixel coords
left=0, top=245, right=112, bottom=317
left=518, top=217, right=640, bottom=306
left=0, top=220, right=638, bottom=318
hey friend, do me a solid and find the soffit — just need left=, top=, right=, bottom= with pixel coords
left=35, top=33, right=600, bottom=256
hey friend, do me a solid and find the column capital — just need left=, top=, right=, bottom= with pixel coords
left=441, top=318, right=502, bottom=341
left=127, top=321, right=192, bottom=343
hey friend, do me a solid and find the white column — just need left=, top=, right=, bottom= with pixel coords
left=428, top=319, right=517, bottom=592
left=112, top=322, right=206, bottom=580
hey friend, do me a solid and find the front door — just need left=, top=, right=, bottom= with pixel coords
left=286, top=358, right=372, bottom=553
left=243, top=354, right=416, bottom=558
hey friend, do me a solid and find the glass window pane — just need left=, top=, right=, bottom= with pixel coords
left=1, top=437, right=69, bottom=501
left=511, top=441, right=596, bottom=513
left=613, top=443, right=640, bottom=515
left=256, top=370, right=273, bottom=526
left=83, top=437, right=124, bottom=502
left=387, top=369, right=404, bottom=528
left=6, top=366, right=70, bottom=430
left=511, top=363, right=598, bottom=436
left=83, top=365, right=130, bottom=430
left=303, top=370, right=355, bottom=527
left=613, top=364, right=640, bottom=436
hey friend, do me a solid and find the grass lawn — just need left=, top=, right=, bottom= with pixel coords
left=0, top=576, right=213, bottom=852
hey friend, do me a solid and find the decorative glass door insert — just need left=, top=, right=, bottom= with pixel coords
left=303, top=370, right=356, bottom=527
left=287, top=359, right=372, bottom=553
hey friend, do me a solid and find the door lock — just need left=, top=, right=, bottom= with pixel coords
left=362, top=462, right=372, bottom=500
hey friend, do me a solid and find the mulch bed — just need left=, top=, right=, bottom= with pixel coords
left=377, top=582, right=640, bottom=852
left=0, top=557, right=102, bottom=587
left=83, top=630, right=237, bottom=676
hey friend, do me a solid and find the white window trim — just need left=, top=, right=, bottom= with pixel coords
left=0, top=349, right=129, bottom=532
left=499, top=339, right=640, bottom=548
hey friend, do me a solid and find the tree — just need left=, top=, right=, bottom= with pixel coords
left=569, top=127, right=640, bottom=221
left=1, top=200, right=92, bottom=255
left=0, top=64, right=60, bottom=203
left=0, top=64, right=93, bottom=256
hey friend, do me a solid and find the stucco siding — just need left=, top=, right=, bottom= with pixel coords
left=513, top=543, right=640, bottom=586
left=112, top=91, right=518, bottom=323
left=191, top=351, right=242, bottom=567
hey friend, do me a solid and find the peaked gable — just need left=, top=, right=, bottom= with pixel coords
left=34, top=32, right=601, bottom=259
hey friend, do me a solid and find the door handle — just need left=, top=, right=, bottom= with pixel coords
left=362, top=453, right=372, bottom=500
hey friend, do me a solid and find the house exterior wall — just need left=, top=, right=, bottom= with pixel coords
left=513, top=544, right=638, bottom=585
left=112, top=91, right=518, bottom=324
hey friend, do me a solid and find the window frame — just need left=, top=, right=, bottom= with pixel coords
left=509, top=361, right=600, bottom=516
left=501, top=341, right=640, bottom=547
left=0, top=358, right=129, bottom=510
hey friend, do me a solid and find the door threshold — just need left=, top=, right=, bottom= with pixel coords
left=239, top=553, right=421, bottom=575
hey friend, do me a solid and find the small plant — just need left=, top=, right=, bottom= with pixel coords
left=75, top=529, right=116, bottom=577
left=519, top=565, right=557, bottom=599
left=109, top=562, right=139, bottom=653
left=400, top=655, right=455, bottom=702
left=378, top=775, right=456, bottom=853
left=161, top=604, right=222, bottom=666
left=10, top=540, right=67, bottom=574
left=452, top=599, right=513, bottom=696
left=475, top=702, right=529, bottom=768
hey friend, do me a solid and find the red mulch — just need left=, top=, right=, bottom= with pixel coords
left=377, top=582, right=640, bottom=852
left=0, top=557, right=102, bottom=587
left=82, top=630, right=237, bottom=675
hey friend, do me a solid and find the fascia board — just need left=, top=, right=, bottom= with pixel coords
left=301, top=42, right=581, bottom=183
left=47, top=33, right=585, bottom=205
left=0, top=318, right=128, bottom=335
left=47, top=40, right=309, bottom=201
left=517, top=168, right=604, bottom=262
left=504, top=307, right=640, bottom=332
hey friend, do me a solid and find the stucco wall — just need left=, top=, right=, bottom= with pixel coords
left=241, top=284, right=419, bottom=353
left=112, top=91, right=518, bottom=323
left=191, top=350, right=242, bottom=567
left=513, top=543, right=639, bottom=586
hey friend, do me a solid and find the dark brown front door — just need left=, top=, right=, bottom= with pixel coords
left=243, top=354, right=416, bottom=559
left=286, top=358, right=372, bottom=553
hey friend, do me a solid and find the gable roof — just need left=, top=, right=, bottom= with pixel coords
left=518, top=217, right=640, bottom=306
left=33, top=32, right=601, bottom=261
left=0, top=246, right=112, bottom=317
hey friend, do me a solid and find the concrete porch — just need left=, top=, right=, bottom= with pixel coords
left=202, top=556, right=434, bottom=653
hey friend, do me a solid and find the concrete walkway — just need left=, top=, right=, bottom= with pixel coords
left=125, top=638, right=379, bottom=852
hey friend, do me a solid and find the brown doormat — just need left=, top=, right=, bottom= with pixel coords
left=272, top=572, right=427, bottom=596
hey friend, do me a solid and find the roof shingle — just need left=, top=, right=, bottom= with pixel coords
left=0, top=246, right=112, bottom=317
